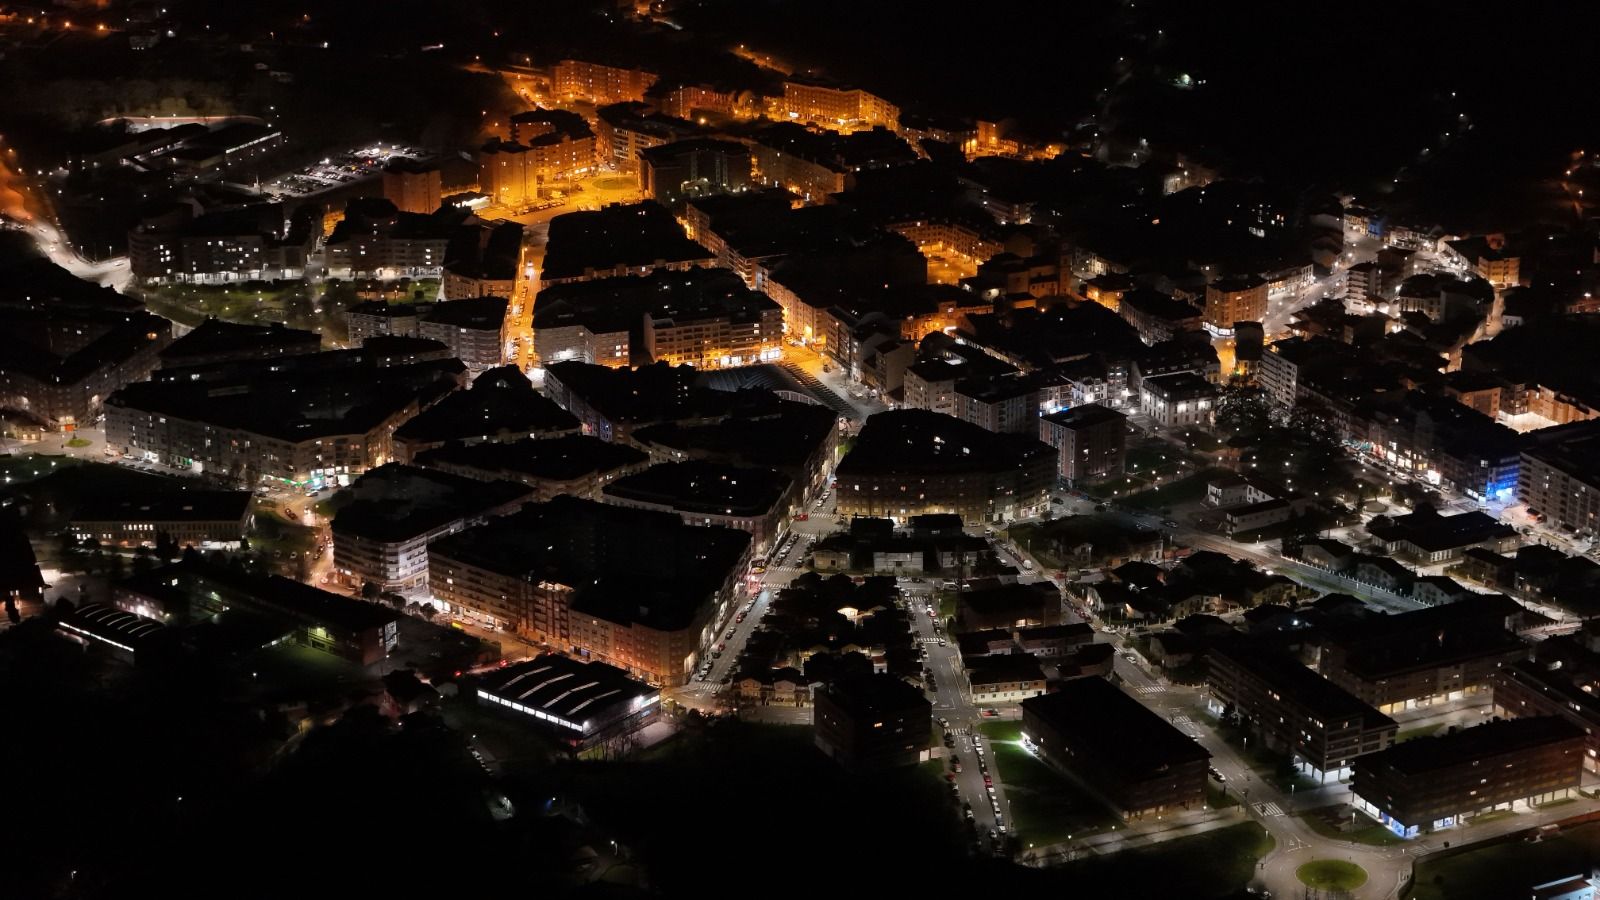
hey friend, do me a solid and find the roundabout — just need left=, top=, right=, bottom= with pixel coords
left=1296, top=859, right=1369, bottom=892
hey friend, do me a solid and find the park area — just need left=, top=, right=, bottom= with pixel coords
left=979, top=721, right=1118, bottom=846
left=519, top=721, right=968, bottom=894
left=1012, top=822, right=1275, bottom=898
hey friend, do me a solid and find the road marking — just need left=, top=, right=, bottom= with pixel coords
left=1254, top=802, right=1285, bottom=817
left=1136, top=685, right=1164, bottom=696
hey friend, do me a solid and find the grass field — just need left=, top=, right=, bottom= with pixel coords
left=524, top=721, right=966, bottom=894
left=979, top=721, right=1118, bottom=845
left=0, top=453, right=85, bottom=486
left=1297, top=859, right=1368, bottom=891
left=1021, top=822, right=1275, bottom=898
left=1120, top=467, right=1228, bottom=511
left=1297, top=805, right=1406, bottom=847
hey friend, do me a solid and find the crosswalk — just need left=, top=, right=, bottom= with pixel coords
left=1254, top=801, right=1286, bottom=817
left=1135, top=685, right=1165, bottom=696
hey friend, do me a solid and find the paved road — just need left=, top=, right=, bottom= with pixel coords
left=1, top=155, right=132, bottom=292
left=910, top=586, right=1014, bottom=853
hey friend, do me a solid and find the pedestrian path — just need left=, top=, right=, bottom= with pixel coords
left=1254, top=801, right=1286, bottom=817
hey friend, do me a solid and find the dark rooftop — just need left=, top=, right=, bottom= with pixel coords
left=1022, top=677, right=1210, bottom=778
left=422, top=296, right=507, bottom=329
left=330, top=464, right=531, bottom=544
left=541, top=202, right=713, bottom=281
left=1367, top=506, right=1517, bottom=554
left=630, top=394, right=836, bottom=473
left=603, top=461, right=792, bottom=517
left=393, top=365, right=578, bottom=445
left=414, top=434, right=648, bottom=483
left=1361, top=717, right=1583, bottom=776
left=818, top=672, right=930, bottom=719
left=837, top=409, right=1053, bottom=477
left=430, top=496, right=750, bottom=632
left=1041, top=403, right=1126, bottom=429
left=544, top=360, right=736, bottom=427
left=1212, top=640, right=1396, bottom=730
left=476, top=654, right=657, bottom=729
left=71, top=490, right=252, bottom=524
left=158, top=318, right=319, bottom=365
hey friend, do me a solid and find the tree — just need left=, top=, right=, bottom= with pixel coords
left=1214, top=388, right=1269, bottom=438
left=360, top=581, right=380, bottom=601
left=155, top=530, right=179, bottom=563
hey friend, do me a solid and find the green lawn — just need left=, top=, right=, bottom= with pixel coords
left=1025, top=822, right=1275, bottom=898
left=979, top=721, right=1118, bottom=845
left=520, top=722, right=967, bottom=895
left=0, top=453, right=86, bottom=486
left=1297, top=859, right=1368, bottom=891
left=1296, top=805, right=1406, bottom=846
left=1409, top=820, right=1600, bottom=900
left=1120, top=467, right=1227, bottom=511
left=1207, top=781, right=1239, bottom=809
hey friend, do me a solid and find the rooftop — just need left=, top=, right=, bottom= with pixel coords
left=1367, top=506, right=1517, bottom=554
left=330, top=464, right=531, bottom=543
left=414, top=434, right=648, bottom=483
left=422, top=296, right=508, bottom=330
left=476, top=654, right=657, bottom=733
left=1212, top=640, right=1396, bottom=730
left=603, top=461, right=792, bottom=518
left=966, top=653, right=1046, bottom=685
left=836, top=409, right=1053, bottom=477
left=630, top=393, right=837, bottom=472
left=544, top=360, right=736, bottom=426
left=430, top=496, right=749, bottom=632
left=818, top=672, right=930, bottom=719
left=72, top=490, right=252, bottom=524
left=158, top=318, right=319, bottom=365
left=1361, top=717, right=1583, bottom=776
left=57, top=603, right=168, bottom=652
left=393, top=365, right=578, bottom=444
left=541, top=202, right=713, bottom=281
left=1022, top=677, right=1210, bottom=778
left=108, top=352, right=464, bottom=445
left=1041, top=403, right=1126, bottom=429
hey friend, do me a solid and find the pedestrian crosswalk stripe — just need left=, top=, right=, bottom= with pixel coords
left=1254, top=802, right=1285, bottom=817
